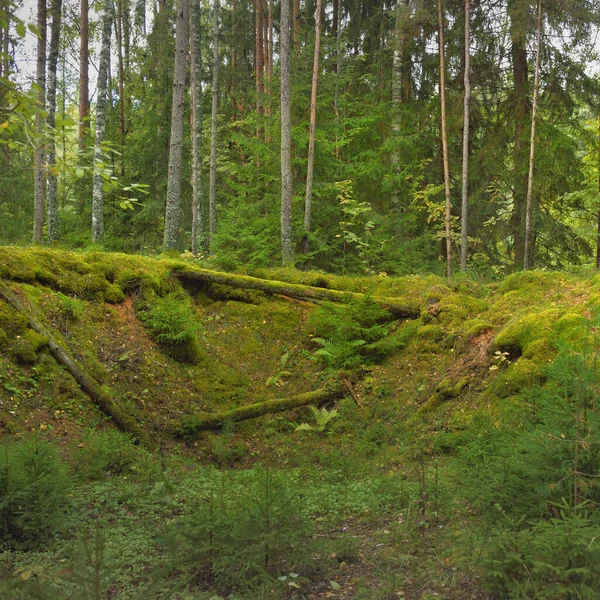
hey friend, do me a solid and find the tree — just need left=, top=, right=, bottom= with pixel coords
left=438, top=0, right=451, bottom=276
left=460, top=0, right=470, bottom=270
left=208, top=0, right=219, bottom=253
left=163, top=0, right=190, bottom=250
left=523, top=0, right=542, bottom=271
left=32, top=0, right=47, bottom=244
left=46, top=0, right=63, bottom=244
left=91, top=0, right=114, bottom=243
left=280, top=0, right=293, bottom=266
left=190, top=0, right=204, bottom=256
left=302, top=0, right=322, bottom=255
left=79, top=0, right=89, bottom=152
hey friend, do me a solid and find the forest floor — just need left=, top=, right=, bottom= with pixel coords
left=1, top=248, right=598, bottom=599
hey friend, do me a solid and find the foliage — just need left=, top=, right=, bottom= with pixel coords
left=75, top=430, right=138, bottom=480
left=294, top=406, right=339, bottom=434
left=0, top=436, right=71, bottom=546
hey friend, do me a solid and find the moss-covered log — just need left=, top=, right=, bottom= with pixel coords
left=0, top=280, right=153, bottom=447
left=173, top=382, right=348, bottom=437
left=175, top=266, right=421, bottom=319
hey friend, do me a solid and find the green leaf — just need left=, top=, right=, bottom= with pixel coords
left=16, top=22, right=26, bottom=38
left=75, top=168, right=85, bottom=178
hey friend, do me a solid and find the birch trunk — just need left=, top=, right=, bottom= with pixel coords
left=460, top=0, right=470, bottom=270
left=91, top=0, right=114, bottom=243
left=79, top=0, right=89, bottom=152
left=280, top=0, right=294, bottom=266
left=163, top=0, right=190, bottom=250
left=33, top=0, right=47, bottom=244
left=438, top=0, right=452, bottom=276
left=190, top=0, right=204, bottom=256
left=46, top=0, right=62, bottom=244
left=302, top=0, right=322, bottom=255
left=523, top=0, right=542, bottom=271
left=208, top=0, right=220, bottom=253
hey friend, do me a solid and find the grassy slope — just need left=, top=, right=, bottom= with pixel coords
left=0, top=248, right=598, bottom=599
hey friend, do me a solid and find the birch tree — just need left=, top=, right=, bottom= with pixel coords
left=280, top=0, right=293, bottom=266
left=163, top=0, right=190, bottom=250
left=91, top=0, right=114, bottom=243
left=460, top=0, right=470, bottom=270
left=190, top=0, right=203, bottom=256
left=438, top=0, right=452, bottom=276
left=302, top=0, right=322, bottom=255
left=208, top=0, right=219, bottom=253
left=33, top=0, right=47, bottom=244
left=46, top=0, right=62, bottom=244
left=523, top=0, right=542, bottom=271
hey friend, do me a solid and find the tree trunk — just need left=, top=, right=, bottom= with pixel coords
left=33, top=0, right=47, bottom=245
left=508, top=0, right=529, bottom=268
left=175, top=266, right=420, bottom=318
left=134, top=0, right=146, bottom=34
left=460, top=0, right=470, bottom=270
left=232, top=0, right=237, bottom=118
left=0, top=280, right=151, bottom=446
left=79, top=0, right=89, bottom=152
left=46, top=0, right=62, bottom=245
left=172, top=381, right=353, bottom=437
left=292, top=0, right=300, bottom=52
left=280, top=0, right=294, bottom=266
left=438, top=0, right=452, bottom=277
left=163, top=0, right=190, bottom=250
left=190, top=0, right=204, bottom=256
left=255, top=0, right=264, bottom=115
left=597, top=116, right=600, bottom=269
left=115, top=0, right=126, bottom=176
left=523, top=0, right=542, bottom=271
left=302, top=0, right=322, bottom=255
left=91, top=0, right=114, bottom=244
left=208, top=0, right=220, bottom=253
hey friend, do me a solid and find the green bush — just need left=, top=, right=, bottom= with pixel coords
left=139, top=294, right=204, bottom=364
left=75, top=430, right=137, bottom=480
left=164, top=468, right=313, bottom=595
left=0, top=436, right=71, bottom=546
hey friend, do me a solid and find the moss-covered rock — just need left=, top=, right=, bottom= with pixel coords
left=417, top=324, right=445, bottom=341
left=418, top=377, right=470, bottom=414
left=492, top=358, right=544, bottom=397
left=463, top=318, right=494, bottom=338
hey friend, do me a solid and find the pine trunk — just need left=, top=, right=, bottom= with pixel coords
left=232, top=0, right=237, bottom=117
left=190, top=0, right=204, bottom=256
left=208, top=0, right=220, bottom=253
left=302, top=0, right=322, bottom=254
left=523, top=0, right=542, bottom=271
left=46, top=0, right=62, bottom=245
left=255, top=0, right=264, bottom=115
left=33, top=0, right=47, bottom=244
left=115, top=0, right=126, bottom=176
left=91, top=0, right=114, bottom=243
left=79, top=0, right=89, bottom=152
left=280, top=0, right=294, bottom=266
left=292, top=0, right=300, bottom=52
left=460, top=0, right=470, bottom=270
left=438, top=0, right=452, bottom=276
left=163, top=0, right=190, bottom=250
left=508, top=0, right=529, bottom=268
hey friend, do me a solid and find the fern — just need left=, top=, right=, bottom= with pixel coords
left=295, top=406, right=339, bottom=434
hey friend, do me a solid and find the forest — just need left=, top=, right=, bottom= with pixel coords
left=2, top=0, right=600, bottom=599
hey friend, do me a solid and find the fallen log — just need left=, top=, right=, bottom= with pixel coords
left=172, top=381, right=350, bottom=437
left=174, top=266, right=421, bottom=319
left=0, top=280, right=153, bottom=447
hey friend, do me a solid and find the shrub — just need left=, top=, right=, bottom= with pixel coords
left=0, top=436, right=71, bottom=546
left=75, top=430, right=138, bottom=480
left=139, top=294, right=204, bottom=364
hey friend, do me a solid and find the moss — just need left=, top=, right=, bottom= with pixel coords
left=162, top=337, right=205, bottom=365
left=116, top=269, right=163, bottom=297
left=418, top=377, right=470, bottom=414
left=417, top=324, right=445, bottom=341
left=0, top=328, right=8, bottom=349
left=103, top=283, right=126, bottom=304
left=11, top=330, right=49, bottom=365
left=493, top=358, right=544, bottom=397
left=497, top=271, right=569, bottom=295
left=464, top=318, right=494, bottom=338
left=552, top=313, right=587, bottom=346
left=522, top=338, right=555, bottom=363
left=493, top=308, right=561, bottom=358
left=0, top=301, right=28, bottom=337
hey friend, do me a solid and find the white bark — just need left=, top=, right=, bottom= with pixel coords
left=91, top=0, right=114, bottom=243
left=523, top=0, right=542, bottom=271
left=33, top=0, right=47, bottom=244
left=163, top=0, right=190, bottom=250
